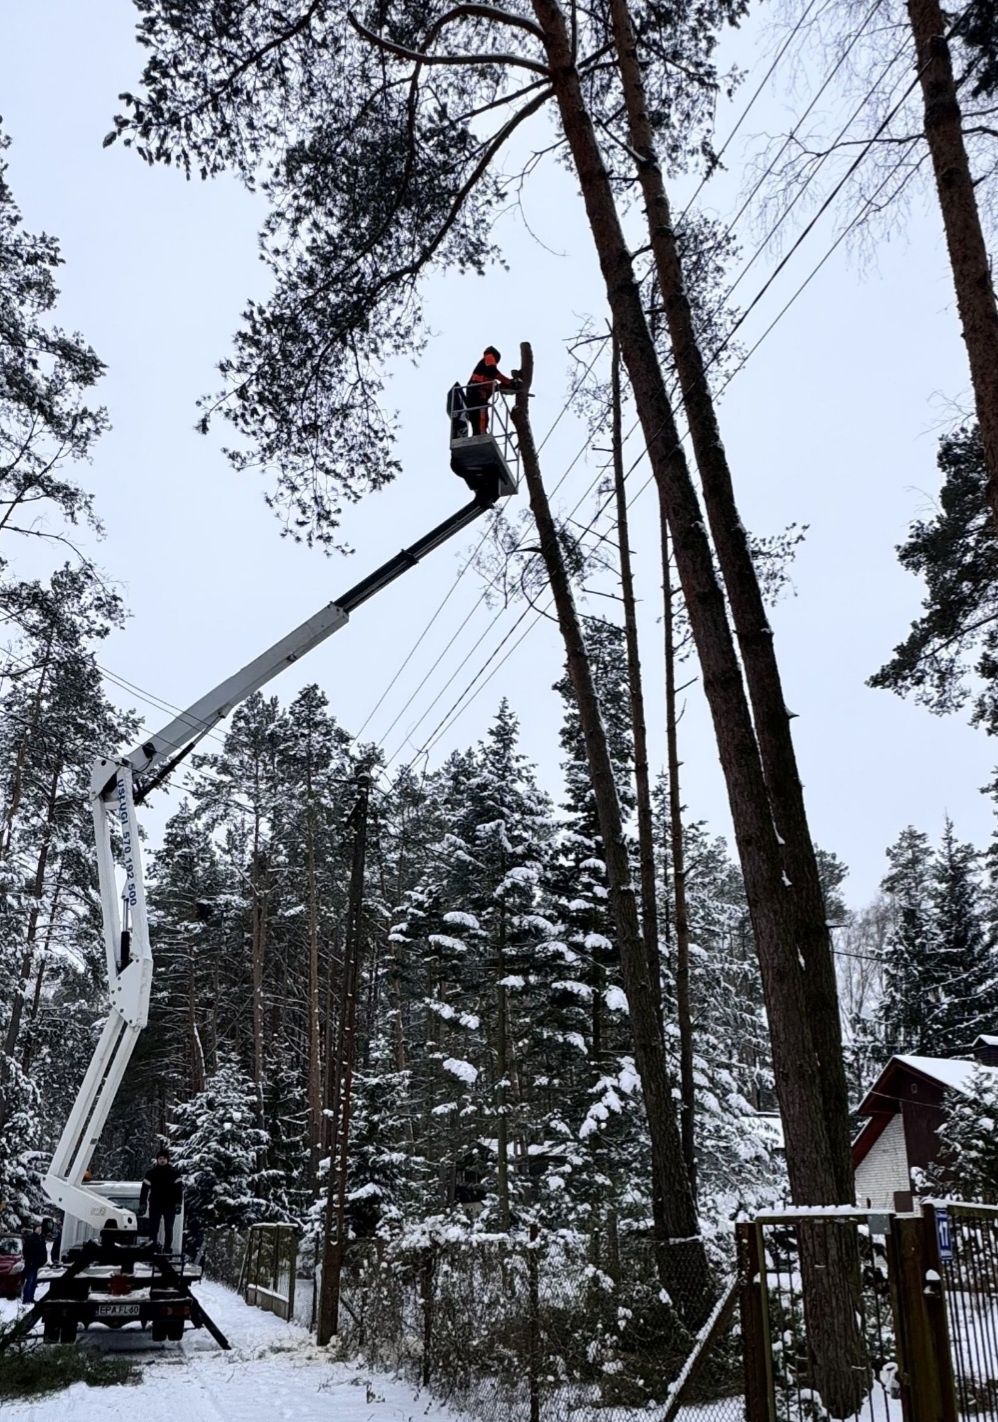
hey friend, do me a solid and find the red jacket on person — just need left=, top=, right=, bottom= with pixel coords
left=466, top=348, right=518, bottom=433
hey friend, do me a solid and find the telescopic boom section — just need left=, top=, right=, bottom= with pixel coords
left=44, top=466, right=515, bottom=1232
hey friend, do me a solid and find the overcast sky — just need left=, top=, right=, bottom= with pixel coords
left=1, top=0, right=993, bottom=908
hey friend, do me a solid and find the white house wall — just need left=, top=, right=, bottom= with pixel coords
left=855, top=1113, right=910, bottom=1208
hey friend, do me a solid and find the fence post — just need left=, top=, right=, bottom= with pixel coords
left=528, top=1225, right=541, bottom=1422
left=420, top=1246, right=435, bottom=1388
left=919, top=1205, right=959, bottom=1422
left=287, top=1229, right=298, bottom=1326
left=889, top=1213, right=958, bottom=1422
left=737, top=1222, right=770, bottom=1422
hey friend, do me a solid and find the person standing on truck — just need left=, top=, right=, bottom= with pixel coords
left=21, top=1222, right=47, bottom=1303
left=140, top=1149, right=183, bottom=1254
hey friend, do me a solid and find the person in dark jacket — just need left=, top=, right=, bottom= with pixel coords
left=21, top=1223, right=47, bottom=1303
left=465, top=347, right=520, bottom=435
left=140, top=1149, right=183, bottom=1254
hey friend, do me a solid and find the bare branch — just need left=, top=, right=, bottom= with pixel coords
left=348, top=12, right=550, bottom=76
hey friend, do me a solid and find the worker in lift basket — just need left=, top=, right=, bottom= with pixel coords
left=140, top=1148, right=183, bottom=1254
left=465, top=346, right=521, bottom=435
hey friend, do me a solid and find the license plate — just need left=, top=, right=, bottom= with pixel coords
left=97, top=1303, right=140, bottom=1318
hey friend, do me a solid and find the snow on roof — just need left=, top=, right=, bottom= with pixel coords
left=893, top=1055, right=984, bottom=1094
left=975, top=1035, right=998, bottom=1047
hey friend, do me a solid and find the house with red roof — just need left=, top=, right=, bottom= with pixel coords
left=852, top=1036, right=998, bottom=1209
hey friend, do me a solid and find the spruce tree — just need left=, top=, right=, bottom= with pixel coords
left=548, top=622, right=648, bottom=1237
left=387, top=705, right=556, bottom=1229
left=933, top=1065, right=998, bottom=1202
left=879, top=827, right=936, bottom=1056
left=169, top=1054, right=274, bottom=1232
left=928, top=821, right=998, bottom=1050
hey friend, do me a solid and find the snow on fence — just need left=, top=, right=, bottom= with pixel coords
left=333, top=1229, right=745, bottom=1422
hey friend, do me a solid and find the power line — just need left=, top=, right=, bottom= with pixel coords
left=676, top=0, right=829, bottom=220
left=401, top=43, right=959, bottom=767
left=361, top=10, right=837, bottom=755
left=359, top=331, right=622, bottom=745
left=375, top=15, right=929, bottom=765
left=713, top=0, right=890, bottom=252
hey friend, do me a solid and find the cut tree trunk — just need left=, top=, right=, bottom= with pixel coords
left=511, top=341, right=712, bottom=1329
left=907, top=0, right=998, bottom=531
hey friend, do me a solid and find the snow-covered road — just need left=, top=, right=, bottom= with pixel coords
left=2, top=1281, right=469, bottom=1422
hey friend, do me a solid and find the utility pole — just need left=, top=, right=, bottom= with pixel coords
left=317, top=769, right=371, bottom=1345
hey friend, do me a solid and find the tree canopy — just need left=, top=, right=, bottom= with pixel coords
left=871, top=427, right=998, bottom=734
left=106, top=0, right=746, bottom=544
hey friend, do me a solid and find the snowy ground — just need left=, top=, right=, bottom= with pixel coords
left=0, top=1280, right=470, bottom=1422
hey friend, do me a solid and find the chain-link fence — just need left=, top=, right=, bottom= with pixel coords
left=336, top=1230, right=743, bottom=1422
left=200, top=1227, right=247, bottom=1290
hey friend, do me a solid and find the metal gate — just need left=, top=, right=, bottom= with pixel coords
left=738, top=1209, right=899, bottom=1422
left=936, top=1201, right=998, bottom=1422
left=243, top=1223, right=299, bottom=1323
left=740, top=1203, right=998, bottom=1422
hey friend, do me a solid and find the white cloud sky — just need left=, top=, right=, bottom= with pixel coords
left=1, top=0, right=992, bottom=907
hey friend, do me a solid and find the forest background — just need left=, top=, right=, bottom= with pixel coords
left=0, top=0, right=997, bottom=1345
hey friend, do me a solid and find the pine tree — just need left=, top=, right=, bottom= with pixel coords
left=871, top=427, right=998, bottom=732
left=0, top=568, right=135, bottom=1190
left=0, top=124, right=105, bottom=555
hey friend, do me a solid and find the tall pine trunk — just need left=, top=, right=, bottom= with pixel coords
left=1, top=763, right=61, bottom=1070
left=661, top=510, right=696, bottom=1192
left=526, top=8, right=866, bottom=1405
left=528, top=0, right=836, bottom=1206
left=606, top=0, right=854, bottom=1203
left=610, top=331, right=663, bottom=1029
left=306, top=820, right=323, bottom=1182
left=511, top=342, right=712, bottom=1328
left=906, top=0, right=998, bottom=530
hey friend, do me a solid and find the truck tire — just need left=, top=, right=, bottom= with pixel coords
left=167, top=1319, right=184, bottom=1341
left=151, top=1321, right=168, bottom=1342
left=43, top=1316, right=61, bottom=1343
left=59, top=1319, right=77, bottom=1344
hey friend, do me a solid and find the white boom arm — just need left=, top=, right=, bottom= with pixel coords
left=42, top=494, right=495, bottom=1230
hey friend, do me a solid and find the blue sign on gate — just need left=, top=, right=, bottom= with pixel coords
left=935, top=1207, right=953, bottom=1263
